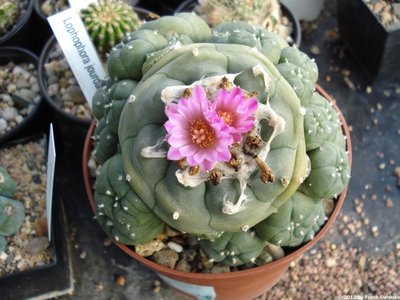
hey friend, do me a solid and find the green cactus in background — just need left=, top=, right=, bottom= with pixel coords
left=81, top=0, right=142, bottom=60
left=0, top=166, right=17, bottom=198
left=0, top=0, right=18, bottom=35
left=195, top=0, right=291, bottom=42
left=90, top=13, right=351, bottom=268
left=0, top=235, right=6, bottom=252
left=0, top=195, right=25, bottom=237
left=0, top=167, right=25, bottom=251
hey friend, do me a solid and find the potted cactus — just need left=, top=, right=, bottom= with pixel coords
left=176, top=0, right=301, bottom=46
left=80, top=0, right=143, bottom=61
left=0, top=0, right=36, bottom=50
left=0, top=134, right=73, bottom=299
left=83, top=13, right=351, bottom=299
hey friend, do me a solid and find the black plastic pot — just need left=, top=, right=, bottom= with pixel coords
left=337, top=0, right=400, bottom=83
left=137, top=0, right=183, bottom=15
left=32, top=0, right=56, bottom=55
left=0, top=133, right=73, bottom=300
left=175, top=0, right=302, bottom=47
left=38, top=35, right=92, bottom=162
left=0, top=1, right=38, bottom=52
left=0, top=47, right=47, bottom=145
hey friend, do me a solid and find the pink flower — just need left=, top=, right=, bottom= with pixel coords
left=212, top=87, right=258, bottom=142
left=164, top=86, right=233, bottom=171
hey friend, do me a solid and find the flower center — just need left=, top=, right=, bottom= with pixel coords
left=190, top=119, right=215, bottom=148
left=218, top=111, right=233, bottom=126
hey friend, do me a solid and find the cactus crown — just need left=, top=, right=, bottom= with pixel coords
left=0, top=0, right=19, bottom=35
left=81, top=0, right=142, bottom=60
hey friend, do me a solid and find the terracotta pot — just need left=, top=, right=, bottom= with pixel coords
left=82, top=85, right=352, bottom=300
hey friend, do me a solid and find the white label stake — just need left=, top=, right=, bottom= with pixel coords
left=46, top=124, right=56, bottom=242
left=48, top=8, right=107, bottom=108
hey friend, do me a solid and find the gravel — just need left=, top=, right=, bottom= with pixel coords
left=0, top=136, right=53, bottom=277
left=0, top=61, right=41, bottom=137
left=43, top=42, right=92, bottom=120
left=39, top=0, right=69, bottom=17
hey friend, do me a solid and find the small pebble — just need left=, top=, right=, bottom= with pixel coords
left=115, top=275, right=126, bottom=286
left=26, top=237, right=50, bottom=255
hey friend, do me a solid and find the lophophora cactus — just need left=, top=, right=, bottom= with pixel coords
left=80, top=0, right=142, bottom=60
left=90, top=13, right=350, bottom=268
left=0, top=0, right=18, bottom=35
left=0, top=166, right=25, bottom=252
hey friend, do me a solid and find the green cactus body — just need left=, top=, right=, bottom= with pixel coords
left=107, top=14, right=212, bottom=81
left=0, top=195, right=25, bottom=236
left=300, top=141, right=350, bottom=199
left=0, top=1, right=18, bottom=35
left=119, top=42, right=308, bottom=236
left=0, top=235, right=6, bottom=252
left=92, top=79, right=139, bottom=164
left=303, top=93, right=344, bottom=151
left=210, top=21, right=287, bottom=65
left=195, top=0, right=290, bottom=41
left=255, top=191, right=326, bottom=247
left=94, top=154, right=164, bottom=245
left=0, top=166, right=16, bottom=198
left=199, top=231, right=266, bottom=267
left=81, top=0, right=142, bottom=59
left=91, top=13, right=350, bottom=267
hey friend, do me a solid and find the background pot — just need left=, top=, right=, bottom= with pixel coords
left=37, top=7, right=158, bottom=161
left=175, top=0, right=302, bottom=47
left=0, top=133, right=73, bottom=299
left=337, top=0, right=400, bottom=83
left=38, top=35, right=92, bottom=162
left=0, top=47, right=46, bottom=145
left=82, top=85, right=352, bottom=300
left=280, top=0, right=325, bottom=21
left=0, top=0, right=41, bottom=53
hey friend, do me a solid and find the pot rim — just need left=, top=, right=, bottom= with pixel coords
left=0, top=46, right=43, bottom=144
left=82, top=84, right=352, bottom=279
left=38, top=35, right=92, bottom=126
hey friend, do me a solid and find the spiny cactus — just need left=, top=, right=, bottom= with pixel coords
left=80, top=0, right=142, bottom=60
left=90, top=13, right=351, bottom=268
left=0, top=0, right=18, bottom=35
left=0, top=166, right=25, bottom=251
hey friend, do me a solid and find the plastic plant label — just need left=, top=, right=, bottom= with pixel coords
left=46, top=124, right=56, bottom=242
left=47, top=8, right=107, bottom=108
left=68, top=0, right=98, bottom=11
left=158, top=275, right=216, bottom=300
